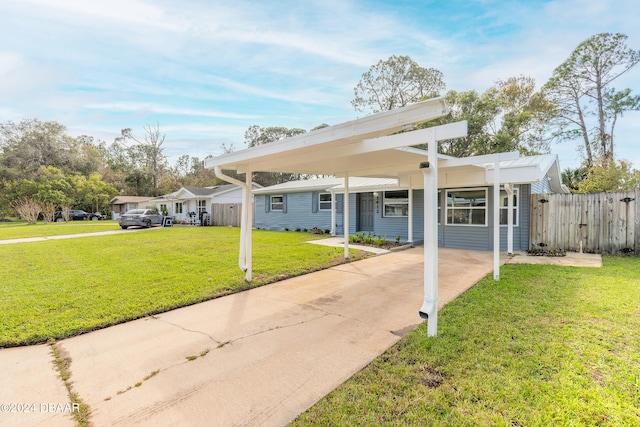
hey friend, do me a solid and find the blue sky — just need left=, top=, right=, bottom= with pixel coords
left=1, top=0, right=639, bottom=170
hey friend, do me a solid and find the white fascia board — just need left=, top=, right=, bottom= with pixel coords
left=359, top=121, right=468, bottom=152
left=485, top=165, right=541, bottom=184
left=204, top=98, right=448, bottom=171
left=438, top=151, right=520, bottom=168
left=174, top=188, right=196, bottom=200
left=235, top=120, right=463, bottom=175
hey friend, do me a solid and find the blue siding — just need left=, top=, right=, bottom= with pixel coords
left=254, top=192, right=333, bottom=231
left=254, top=184, right=533, bottom=252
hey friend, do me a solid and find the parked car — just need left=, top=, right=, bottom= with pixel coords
left=54, top=210, right=103, bottom=222
left=118, top=209, right=164, bottom=229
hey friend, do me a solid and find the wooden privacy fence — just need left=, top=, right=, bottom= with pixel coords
left=211, top=203, right=241, bottom=227
left=530, top=191, right=640, bottom=255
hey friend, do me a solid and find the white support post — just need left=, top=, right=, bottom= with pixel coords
left=408, top=176, right=414, bottom=243
left=493, top=161, right=501, bottom=281
left=419, top=140, right=439, bottom=337
left=244, top=170, right=253, bottom=282
left=505, top=183, right=514, bottom=255
left=343, top=174, right=349, bottom=259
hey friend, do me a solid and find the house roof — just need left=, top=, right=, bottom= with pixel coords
left=109, top=196, right=153, bottom=204
left=253, top=177, right=400, bottom=194
left=153, top=183, right=263, bottom=201
left=252, top=154, right=569, bottom=194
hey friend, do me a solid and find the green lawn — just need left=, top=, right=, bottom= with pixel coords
left=292, top=257, right=640, bottom=427
left=0, top=227, right=366, bottom=347
left=0, top=220, right=121, bottom=239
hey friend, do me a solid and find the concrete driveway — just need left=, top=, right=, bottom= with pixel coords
left=1, top=247, right=498, bottom=427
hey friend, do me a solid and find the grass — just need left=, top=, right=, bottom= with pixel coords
left=0, top=220, right=121, bottom=239
left=291, top=257, right=640, bottom=426
left=0, top=227, right=367, bottom=347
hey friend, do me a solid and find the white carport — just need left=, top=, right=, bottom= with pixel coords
left=204, top=97, right=557, bottom=336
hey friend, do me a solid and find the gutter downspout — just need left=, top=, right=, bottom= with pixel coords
left=419, top=138, right=439, bottom=337
left=214, top=167, right=252, bottom=281
left=343, top=173, right=350, bottom=259
left=505, top=183, right=514, bottom=255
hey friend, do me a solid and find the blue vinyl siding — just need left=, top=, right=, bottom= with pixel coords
left=255, top=192, right=333, bottom=231
left=254, top=184, right=533, bottom=251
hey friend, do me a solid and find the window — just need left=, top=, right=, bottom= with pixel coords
left=271, top=195, right=284, bottom=211
left=175, top=202, right=183, bottom=214
left=319, top=193, right=332, bottom=211
left=383, top=190, right=409, bottom=217
left=500, top=188, right=519, bottom=226
left=198, top=200, right=207, bottom=214
left=446, top=188, right=487, bottom=226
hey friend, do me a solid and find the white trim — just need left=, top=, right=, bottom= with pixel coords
left=382, top=190, right=409, bottom=217
left=318, top=193, right=332, bottom=211
left=270, top=195, right=284, bottom=211
left=499, top=187, right=519, bottom=227
left=445, top=187, right=488, bottom=226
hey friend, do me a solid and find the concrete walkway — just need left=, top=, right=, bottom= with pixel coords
left=1, top=248, right=500, bottom=427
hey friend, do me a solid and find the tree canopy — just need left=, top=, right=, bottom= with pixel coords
left=352, top=55, right=445, bottom=114
left=543, top=33, right=640, bottom=167
left=243, top=125, right=307, bottom=186
left=421, top=76, right=555, bottom=157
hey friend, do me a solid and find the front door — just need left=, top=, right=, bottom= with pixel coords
left=358, top=193, right=374, bottom=232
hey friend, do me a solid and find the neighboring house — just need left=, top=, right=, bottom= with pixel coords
left=254, top=154, right=568, bottom=252
left=152, top=184, right=262, bottom=224
left=109, top=196, right=154, bottom=220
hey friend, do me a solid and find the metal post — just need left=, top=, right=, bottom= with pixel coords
left=493, top=160, right=500, bottom=281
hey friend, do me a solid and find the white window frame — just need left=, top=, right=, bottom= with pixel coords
left=175, top=202, right=183, bottom=214
left=197, top=199, right=207, bottom=214
left=446, top=188, right=488, bottom=226
left=319, top=193, right=332, bottom=211
left=499, top=187, right=519, bottom=227
left=270, top=195, right=284, bottom=211
left=383, top=190, right=409, bottom=217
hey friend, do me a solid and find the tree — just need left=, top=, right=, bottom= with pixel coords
left=543, top=33, right=640, bottom=167
left=574, top=159, right=640, bottom=193
left=422, top=76, right=555, bottom=157
left=352, top=55, right=446, bottom=114
left=243, top=125, right=307, bottom=186
left=561, top=167, right=588, bottom=192
left=0, top=119, right=101, bottom=176
left=115, top=123, right=168, bottom=195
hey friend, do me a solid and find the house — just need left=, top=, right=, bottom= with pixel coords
left=109, top=196, right=154, bottom=220
left=152, top=184, right=262, bottom=224
left=253, top=154, right=568, bottom=252
left=203, top=97, right=568, bottom=336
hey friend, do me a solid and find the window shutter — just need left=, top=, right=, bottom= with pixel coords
left=336, top=194, right=343, bottom=213
left=265, top=195, right=270, bottom=213
left=311, top=192, right=318, bottom=213
left=282, top=194, right=288, bottom=213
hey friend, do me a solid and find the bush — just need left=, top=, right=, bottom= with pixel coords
left=12, top=198, right=42, bottom=224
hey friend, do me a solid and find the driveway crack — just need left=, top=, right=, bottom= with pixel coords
left=150, top=315, right=221, bottom=345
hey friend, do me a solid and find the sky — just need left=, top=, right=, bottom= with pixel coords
left=1, top=0, right=639, bottom=170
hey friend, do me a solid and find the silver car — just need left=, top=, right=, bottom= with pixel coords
left=118, top=209, right=164, bottom=229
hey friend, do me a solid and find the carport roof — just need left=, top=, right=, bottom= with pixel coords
left=204, top=97, right=566, bottom=193
left=204, top=98, right=454, bottom=177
